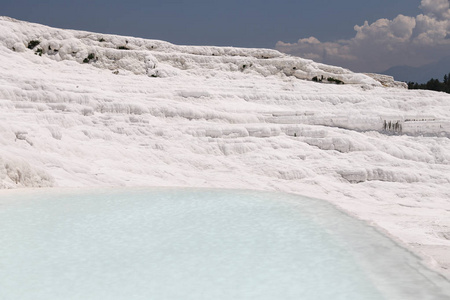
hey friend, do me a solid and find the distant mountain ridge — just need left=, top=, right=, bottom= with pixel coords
left=382, top=56, right=450, bottom=84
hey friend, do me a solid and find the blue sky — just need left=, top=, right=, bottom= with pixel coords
left=2, top=0, right=419, bottom=47
left=2, top=0, right=449, bottom=73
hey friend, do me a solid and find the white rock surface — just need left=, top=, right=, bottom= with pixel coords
left=0, top=17, right=449, bottom=279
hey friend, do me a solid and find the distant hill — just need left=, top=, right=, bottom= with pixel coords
left=382, top=56, right=450, bottom=84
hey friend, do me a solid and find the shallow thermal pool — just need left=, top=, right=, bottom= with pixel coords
left=0, top=188, right=449, bottom=300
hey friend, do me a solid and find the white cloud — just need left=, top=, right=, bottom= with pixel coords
left=276, top=0, right=450, bottom=72
left=420, top=0, right=450, bottom=19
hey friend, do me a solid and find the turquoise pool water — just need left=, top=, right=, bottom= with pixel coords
left=0, top=188, right=449, bottom=299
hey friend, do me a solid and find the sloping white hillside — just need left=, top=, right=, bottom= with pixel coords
left=0, top=17, right=450, bottom=278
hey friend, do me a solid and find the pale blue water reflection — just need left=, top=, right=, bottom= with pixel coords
left=0, top=188, right=449, bottom=299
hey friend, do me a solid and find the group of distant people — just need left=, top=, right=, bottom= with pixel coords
left=383, top=120, right=402, bottom=133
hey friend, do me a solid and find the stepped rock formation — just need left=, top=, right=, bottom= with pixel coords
left=1, top=17, right=450, bottom=279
